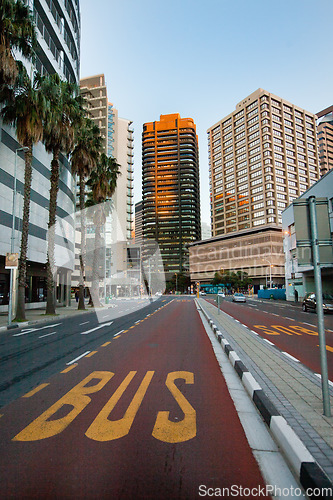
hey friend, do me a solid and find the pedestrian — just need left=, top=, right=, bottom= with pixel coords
left=75, top=290, right=79, bottom=303
left=294, top=289, right=298, bottom=302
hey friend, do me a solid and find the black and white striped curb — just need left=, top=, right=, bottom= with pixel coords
left=197, top=301, right=333, bottom=499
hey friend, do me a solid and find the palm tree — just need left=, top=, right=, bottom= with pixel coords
left=0, top=0, right=37, bottom=86
left=86, top=154, right=121, bottom=307
left=42, top=73, right=84, bottom=315
left=71, top=118, right=102, bottom=310
left=0, top=63, right=47, bottom=321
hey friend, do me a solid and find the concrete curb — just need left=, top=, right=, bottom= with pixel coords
left=197, top=300, right=333, bottom=498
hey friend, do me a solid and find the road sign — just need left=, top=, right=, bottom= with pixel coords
left=294, top=198, right=333, bottom=266
left=293, top=196, right=332, bottom=416
left=5, top=253, right=18, bottom=269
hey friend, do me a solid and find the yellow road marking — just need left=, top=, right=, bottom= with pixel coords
left=86, top=351, right=97, bottom=358
left=61, top=364, right=77, bottom=373
left=86, top=371, right=154, bottom=441
left=23, top=384, right=49, bottom=398
left=152, top=371, right=196, bottom=443
left=102, top=342, right=111, bottom=347
left=122, top=330, right=128, bottom=333
left=14, top=371, right=113, bottom=441
left=319, top=345, right=333, bottom=352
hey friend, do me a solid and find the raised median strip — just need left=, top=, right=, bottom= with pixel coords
left=196, top=299, right=333, bottom=497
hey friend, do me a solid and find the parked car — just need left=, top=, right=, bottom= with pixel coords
left=199, top=291, right=206, bottom=296
left=217, top=292, right=225, bottom=298
left=302, top=293, right=333, bottom=313
left=232, top=293, right=246, bottom=303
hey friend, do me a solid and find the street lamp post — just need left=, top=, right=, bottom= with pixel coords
left=262, top=258, right=273, bottom=288
left=8, top=147, right=28, bottom=327
left=175, top=273, right=178, bottom=294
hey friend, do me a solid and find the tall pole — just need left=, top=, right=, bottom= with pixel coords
left=270, top=265, right=272, bottom=289
left=308, top=196, right=331, bottom=417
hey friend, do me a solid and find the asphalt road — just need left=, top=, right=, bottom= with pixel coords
left=0, top=297, right=271, bottom=499
left=206, top=295, right=333, bottom=380
left=0, top=297, right=165, bottom=408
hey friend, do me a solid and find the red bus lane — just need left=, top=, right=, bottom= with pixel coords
left=0, top=300, right=270, bottom=499
left=208, top=299, right=333, bottom=380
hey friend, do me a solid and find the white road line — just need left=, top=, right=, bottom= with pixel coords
left=282, top=352, right=300, bottom=363
left=285, top=317, right=295, bottom=321
left=81, top=321, right=113, bottom=335
left=263, top=338, right=275, bottom=346
left=79, top=321, right=90, bottom=326
left=114, top=330, right=124, bottom=337
left=13, top=323, right=62, bottom=337
left=39, top=331, right=56, bottom=338
left=66, top=351, right=90, bottom=365
left=303, top=322, right=315, bottom=327
left=135, top=320, right=141, bottom=324
left=251, top=330, right=259, bottom=335
left=315, top=374, right=333, bottom=387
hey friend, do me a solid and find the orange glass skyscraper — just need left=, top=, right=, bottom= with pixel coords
left=142, top=113, right=201, bottom=277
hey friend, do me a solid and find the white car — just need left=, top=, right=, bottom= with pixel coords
left=232, top=293, right=246, bottom=303
left=217, top=292, right=225, bottom=298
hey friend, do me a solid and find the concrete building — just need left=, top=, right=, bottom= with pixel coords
left=191, top=89, right=321, bottom=291
left=72, top=75, right=134, bottom=296
left=189, top=226, right=285, bottom=292
left=208, top=88, right=320, bottom=237
left=142, top=113, right=201, bottom=278
left=201, top=222, right=212, bottom=240
left=78, top=75, right=134, bottom=242
left=0, top=0, right=81, bottom=312
left=135, top=201, right=143, bottom=245
left=317, top=106, right=333, bottom=177
left=80, top=75, right=108, bottom=153
left=282, top=169, right=333, bottom=301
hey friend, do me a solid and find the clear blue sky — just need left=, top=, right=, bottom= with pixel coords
left=79, top=0, right=333, bottom=225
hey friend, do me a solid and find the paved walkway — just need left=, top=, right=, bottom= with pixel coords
left=0, top=301, right=95, bottom=331
left=198, top=297, right=333, bottom=482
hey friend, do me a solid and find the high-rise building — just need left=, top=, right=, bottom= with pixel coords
left=79, top=75, right=134, bottom=240
left=0, top=0, right=81, bottom=312
left=208, top=89, right=320, bottom=237
left=80, top=75, right=108, bottom=153
left=73, top=76, right=134, bottom=295
left=317, top=106, right=333, bottom=177
left=142, top=113, right=201, bottom=277
left=135, top=201, right=143, bottom=245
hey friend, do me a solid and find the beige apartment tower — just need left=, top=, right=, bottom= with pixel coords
left=80, top=74, right=108, bottom=153
left=317, top=105, right=333, bottom=176
left=208, top=89, right=320, bottom=237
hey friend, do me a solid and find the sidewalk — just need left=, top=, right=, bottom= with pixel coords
left=0, top=301, right=92, bottom=331
left=198, top=297, right=333, bottom=485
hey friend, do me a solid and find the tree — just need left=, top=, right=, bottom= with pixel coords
left=86, top=154, right=121, bottom=307
left=0, top=0, right=36, bottom=86
left=0, top=64, right=46, bottom=320
left=42, top=73, right=84, bottom=315
left=71, top=118, right=102, bottom=310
